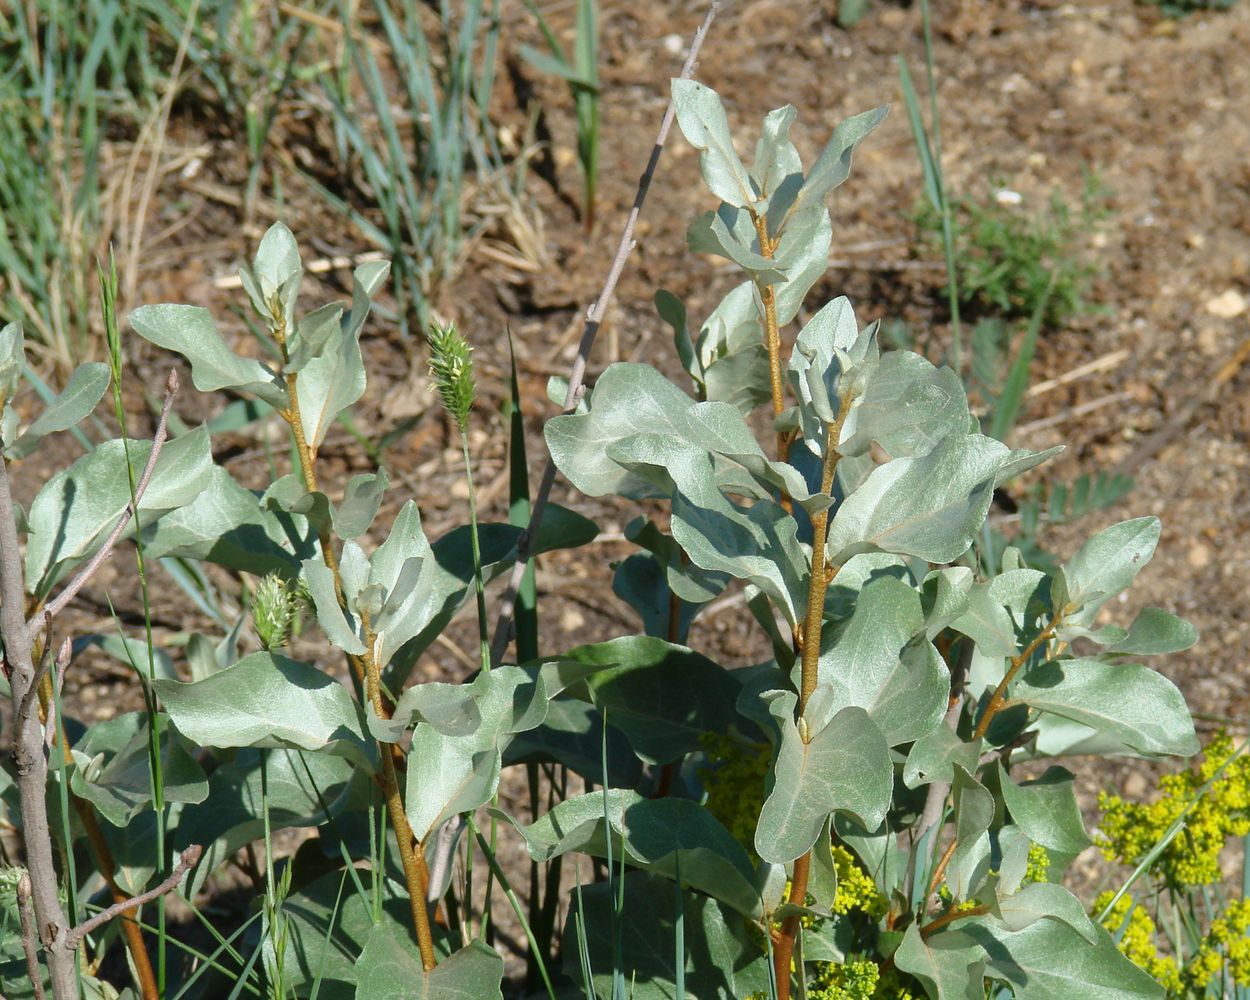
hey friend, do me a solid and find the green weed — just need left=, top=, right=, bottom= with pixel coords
left=913, top=174, right=1109, bottom=329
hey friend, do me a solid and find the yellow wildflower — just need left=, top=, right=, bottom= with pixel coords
left=1023, top=842, right=1050, bottom=884
left=1182, top=945, right=1222, bottom=992
left=831, top=844, right=888, bottom=918
left=1210, top=899, right=1250, bottom=986
left=1097, top=731, right=1250, bottom=888
left=1094, top=891, right=1182, bottom=994
left=808, top=959, right=880, bottom=1000
left=699, top=732, right=770, bottom=854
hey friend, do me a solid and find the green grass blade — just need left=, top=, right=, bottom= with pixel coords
left=170, top=910, right=264, bottom=1000
left=102, top=249, right=170, bottom=989
left=573, top=868, right=595, bottom=1000
left=674, top=850, right=685, bottom=999
left=307, top=870, right=349, bottom=1000
left=466, top=815, right=558, bottom=1000
left=896, top=57, right=940, bottom=213
left=989, top=273, right=1056, bottom=443
left=506, top=328, right=539, bottom=664
left=575, top=0, right=598, bottom=84
left=105, top=907, right=264, bottom=997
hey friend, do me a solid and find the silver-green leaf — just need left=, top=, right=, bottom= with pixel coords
left=25, top=426, right=213, bottom=596
left=5, top=361, right=110, bottom=460
left=154, top=651, right=371, bottom=767
left=826, top=432, right=1010, bottom=564
left=671, top=78, right=758, bottom=208
left=1011, top=657, right=1198, bottom=757
left=130, top=304, right=287, bottom=408
left=755, top=696, right=891, bottom=863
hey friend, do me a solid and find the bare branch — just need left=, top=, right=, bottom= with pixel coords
left=16, top=874, right=46, bottom=1000
left=906, top=639, right=976, bottom=901
left=489, top=1, right=722, bottom=666
left=18, top=631, right=68, bottom=735
left=37, top=370, right=178, bottom=626
left=0, top=455, right=76, bottom=998
left=67, top=845, right=202, bottom=948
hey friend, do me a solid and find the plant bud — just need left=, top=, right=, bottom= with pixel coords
left=427, top=321, right=476, bottom=432
left=253, top=572, right=296, bottom=650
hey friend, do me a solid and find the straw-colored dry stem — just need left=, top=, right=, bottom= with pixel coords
left=274, top=319, right=433, bottom=966
left=752, top=213, right=792, bottom=475
left=797, top=396, right=854, bottom=717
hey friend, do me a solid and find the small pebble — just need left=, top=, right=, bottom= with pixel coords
left=1205, top=289, right=1247, bottom=319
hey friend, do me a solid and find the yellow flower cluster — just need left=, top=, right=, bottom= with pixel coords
left=808, top=959, right=880, bottom=1000
left=831, top=844, right=888, bottom=918
left=748, top=960, right=919, bottom=1000
left=705, top=736, right=910, bottom=997
left=1210, top=899, right=1250, bottom=985
left=936, top=883, right=980, bottom=913
left=699, top=732, right=770, bottom=854
left=1097, top=731, right=1250, bottom=887
left=775, top=844, right=887, bottom=921
left=1094, top=891, right=1250, bottom=995
left=1024, top=842, right=1050, bottom=884
left=1095, top=892, right=1182, bottom=994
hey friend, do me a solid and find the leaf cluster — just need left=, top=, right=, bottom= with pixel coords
left=0, top=81, right=1204, bottom=1000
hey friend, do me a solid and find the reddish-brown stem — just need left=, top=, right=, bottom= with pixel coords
left=773, top=850, right=811, bottom=999
left=359, top=616, right=435, bottom=967
left=926, top=838, right=958, bottom=902
left=921, top=903, right=991, bottom=940
left=277, top=360, right=362, bottom=690
left=775, top=402, right=855, bottom=996
left=972, top=611, right=1063, bottom=741
left=72, top=741, right=162, bottom=997
left=273, top=314, right=432, bottom=963
left=379, top=749, right=437, bottom=968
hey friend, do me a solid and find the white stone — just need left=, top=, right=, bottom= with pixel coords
left=1206, top=289, right=1247, bottom=319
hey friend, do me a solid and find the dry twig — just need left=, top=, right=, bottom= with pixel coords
left=67, top=846, right=203, bottom=948
left=38, top=371, right=178, bottom=625
left=16, top=875, right=45, bottom=1000
left=488, top=0, right=723, bottom=666
left=0, top=459, right=75, bottom=997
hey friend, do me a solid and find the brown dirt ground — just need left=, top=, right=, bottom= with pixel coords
left=9, top=0, right=1250, bottom=986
